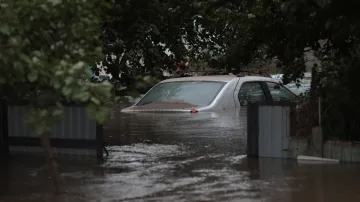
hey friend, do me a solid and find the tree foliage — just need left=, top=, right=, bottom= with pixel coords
left=199, top=0, right=360, bottom=82
left=316, top=42, right=360, bottom=140
left=99, top=0, right=222, bottom=95
left=0, top=0, right=113, bottom=135
left=99, top=0, right=360, bottom=85
left=195, top=0, right=360, bottom=139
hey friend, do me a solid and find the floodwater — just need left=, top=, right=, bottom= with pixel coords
left=1, top=110, right=360, bottom=202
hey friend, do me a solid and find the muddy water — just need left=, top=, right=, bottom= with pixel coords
left=1, top=111, right=360, bottom=202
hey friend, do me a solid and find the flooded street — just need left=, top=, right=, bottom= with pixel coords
left=1, top=111, right=360, bottom=201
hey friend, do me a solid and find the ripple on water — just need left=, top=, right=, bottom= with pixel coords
left=61, top=143, right=266, bottom=202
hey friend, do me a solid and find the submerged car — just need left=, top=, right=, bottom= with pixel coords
left=121, top=75, right=297, bottom=113
left=113, top=75, right=298, bottom=152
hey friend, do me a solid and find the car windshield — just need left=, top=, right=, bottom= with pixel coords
left=136, top=81, right=226, bottom=106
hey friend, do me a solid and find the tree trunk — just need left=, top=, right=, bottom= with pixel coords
left=40, top=132, right=64, bottom=194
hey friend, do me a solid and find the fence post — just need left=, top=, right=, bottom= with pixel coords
left=96, top=123, right=104, bottom=159
left=0, top=100, right=9, bottom=159
left=247, top=103, right=259, bottom=157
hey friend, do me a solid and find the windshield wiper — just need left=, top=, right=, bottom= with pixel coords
left=137, top=101, right=154, bottom=106
left=137, top=100, right=192, bottom=106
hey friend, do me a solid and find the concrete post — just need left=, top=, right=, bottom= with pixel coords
left=311, top=126, right=324, bottom=157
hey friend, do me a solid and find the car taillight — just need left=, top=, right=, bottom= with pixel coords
left=190, top=109, right=198, bottom=113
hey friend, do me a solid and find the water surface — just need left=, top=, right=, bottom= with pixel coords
left=1, top=111, right=360, bottom=202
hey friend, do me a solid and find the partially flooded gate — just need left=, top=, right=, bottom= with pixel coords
left=247, top=102, right=304, bottom=159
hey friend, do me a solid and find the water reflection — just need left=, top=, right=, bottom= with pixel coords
left=287, top=163, right=360, bottom=202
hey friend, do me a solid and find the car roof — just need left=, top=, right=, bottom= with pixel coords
left=160, top=75, right=237, bottom=83
left=160, top=75, right=280, bottom=83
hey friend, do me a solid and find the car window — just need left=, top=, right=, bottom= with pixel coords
left=238, top=82, right=266, bottom=105
left=266, top=82, right=296, bottom=101
left=136, top=81, right=226, bottom=106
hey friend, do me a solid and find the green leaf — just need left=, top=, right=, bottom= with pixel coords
left=79, top=92, right=91, bottom=102
left=53, top=80, right=61, bottom=89
left=27, top=71, right=38, bottom=82
left=51, top=0, right=62, bottom=6
left=52, top=109, right=63, bottom=116
left=62, top=87, right=72, bottom=96
left=90, top=97, right=101, bottom=105
left=20, top=54, right=33, bottom=64
left=72, top=61, right=85, bottom=70
left=0, top=24, right=10, bottom=34
left=143, top=75, right=152, bottom=82
left=127, top=90, right=141, bottom=99
left=64, top=77, right=74, bottom=85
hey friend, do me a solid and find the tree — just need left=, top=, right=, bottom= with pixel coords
left=99, top=0, right=222, bottom=95
left=201, top=0, right=360, bottom=139
left=200, top=0, right=360, bottom=81
left=0, top=0, right=112, bottom=193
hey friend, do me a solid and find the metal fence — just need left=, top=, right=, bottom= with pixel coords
left=247, top=102, right=296, bottom=158
left=0, top=102, right=103, bottom=159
